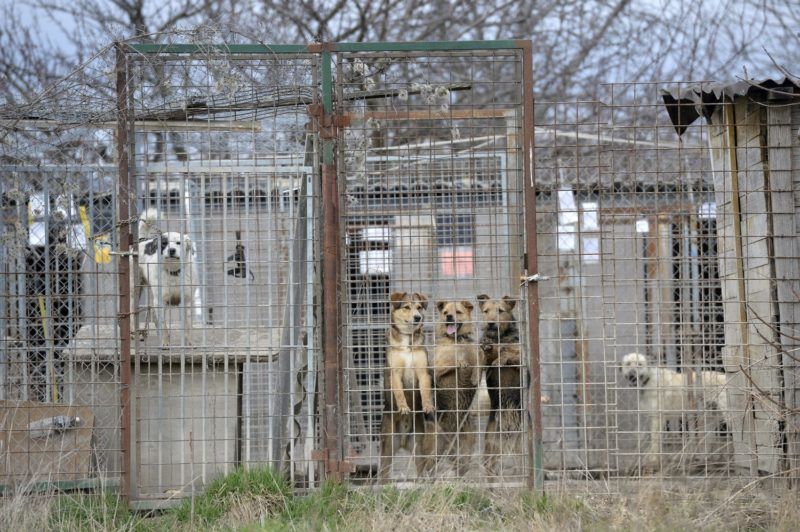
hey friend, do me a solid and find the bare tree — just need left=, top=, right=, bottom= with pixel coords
left=2, top=0, right=799, bottom=131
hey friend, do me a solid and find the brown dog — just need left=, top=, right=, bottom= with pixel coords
left=426, top=300, right=484, bottom=476
left=379, top=291, right=434, bottom=479
left=478, top=294, right=525, bottom=477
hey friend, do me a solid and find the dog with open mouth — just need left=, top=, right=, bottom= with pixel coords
left=425, top=300, right=484, bottom=476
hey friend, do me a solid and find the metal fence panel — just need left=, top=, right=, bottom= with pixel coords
left=535, top=81, right=800, bottom=489
left=1, top=164, right=122, bottom=491
left=333, top=45, right=535, bottom=486
left=6, top=39, right=795, bottom=503
left=118, top=48, right=322, bottom=504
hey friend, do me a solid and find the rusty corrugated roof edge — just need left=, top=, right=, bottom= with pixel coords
left=661, top=76, right=799, bottom=136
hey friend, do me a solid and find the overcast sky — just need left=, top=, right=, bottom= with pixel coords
left=12, top=1, right=77, bottom=53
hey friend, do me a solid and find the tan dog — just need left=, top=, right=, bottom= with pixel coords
left=478, top=294, right=525, bottom=476
left=379, top=292, right=434, bottom=479
left=426, top=300, right=484, bottom=476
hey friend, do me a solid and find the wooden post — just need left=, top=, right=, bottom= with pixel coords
left=766, top=105, right=800, bottom=482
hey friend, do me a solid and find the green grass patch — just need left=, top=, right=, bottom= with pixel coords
left=173, top=466, right=290, bottom=526
left=27, top=470, right=800, bottom=531
left=273, top=481, right=350, bottom=530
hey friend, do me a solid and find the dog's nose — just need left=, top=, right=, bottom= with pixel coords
left=445, top=315, right=454, bottom=323
left=413, top=315, right=422, bottom=323
left=168, top=248, right=177, bottom=257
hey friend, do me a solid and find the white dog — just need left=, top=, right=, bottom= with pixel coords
left=620, top=352, right=731, bottom=466
left=136, top=209, right=197, bottom=345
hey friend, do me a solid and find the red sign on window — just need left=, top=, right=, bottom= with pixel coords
left=440, top=246, right=474, bottom=277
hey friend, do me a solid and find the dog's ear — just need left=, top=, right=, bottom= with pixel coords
left=476, top=294, right=489, bottom=309
left=412, top=292, right=428, bottom=310
left=143, top=237, right=158, bottom=256
left=502, top=295, right=516, bottom=310
left=436, top=301, right=446, bottom=313
left=390, top=291, right=407, bottom=309
left=461, top=301, right=474, bottom=313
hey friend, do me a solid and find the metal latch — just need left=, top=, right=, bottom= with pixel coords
left=520, top=273, right=550, bottom=286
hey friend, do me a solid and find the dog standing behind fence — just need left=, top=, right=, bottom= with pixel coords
left=135, top=209, right=198, bottom=346
left=425, top=299, right=484, bottom=477
left=620, top=352, right=731, bottom=469
left=379, top=291, right=434, bottom=480
left=478, top=294, right=526, bottom=477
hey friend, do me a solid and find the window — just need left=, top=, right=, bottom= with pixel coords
left=436, top=213, right=475, bottom=277
left=436, top=213, right=474, bottom=246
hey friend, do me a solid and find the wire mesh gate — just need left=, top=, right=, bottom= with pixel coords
left=115, top=45, right=322, bottom=504
left=113, top=40, right=539, bottom=503
left=332, top=43, right=537, bottom=487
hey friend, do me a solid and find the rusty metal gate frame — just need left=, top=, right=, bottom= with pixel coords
left=115, top=40, right=540, bottom=502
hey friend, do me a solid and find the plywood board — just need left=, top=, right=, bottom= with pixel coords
left=0, top=400, right=95, bottom=486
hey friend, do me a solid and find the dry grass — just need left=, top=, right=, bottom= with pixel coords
left=1, top=471, right=798, bottom=531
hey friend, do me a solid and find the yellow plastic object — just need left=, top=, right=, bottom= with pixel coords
left=79, top=205, right=111, bottom=263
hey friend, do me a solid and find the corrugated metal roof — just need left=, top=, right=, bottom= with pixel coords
left=661, top=76, right=799, bottom=136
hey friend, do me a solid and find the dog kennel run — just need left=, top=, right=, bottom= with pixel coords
left=2, top=39, right=799, bottom=505
left=1, top=41, right=542, bottom=504
left=535, top=79, right=799, bottom=485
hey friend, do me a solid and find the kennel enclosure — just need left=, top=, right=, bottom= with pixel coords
left=2, top=39, right=800, bottom=504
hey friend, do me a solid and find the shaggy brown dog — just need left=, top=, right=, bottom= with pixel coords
left=379, top=291, right=434, bottom=479
left=478, top=294, right=525, bottom=476
left=425, top=300, right=484, bottom=476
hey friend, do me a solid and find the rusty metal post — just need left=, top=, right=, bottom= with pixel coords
left=319, top=48, right=344, bottom=481
left=115, top=42, right=133, bottom=503
left=518, top=40, right=544, bottom=492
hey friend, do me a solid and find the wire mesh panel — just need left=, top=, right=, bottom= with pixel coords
left=1, top=164, right=121, bottom=490
left=120, top=46, right=321, bottom=503
left=7, top=37, right=796, bottom=504
left=535, top=80, right=800, bottom=489
left=334, top=45, right=534, bottom=487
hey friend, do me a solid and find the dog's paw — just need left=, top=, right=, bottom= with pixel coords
left=422, top=401, right=434, bottom=414
left=458, top=359, right=469, bottom=369
left=491, top=357, right=503, bottom=367
left=398, top=405, right=411, bottom=415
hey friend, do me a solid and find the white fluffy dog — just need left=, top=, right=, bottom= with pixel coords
left=620, top=352, right=731, bottom=465
left=136, top=209, right=197, bottom=345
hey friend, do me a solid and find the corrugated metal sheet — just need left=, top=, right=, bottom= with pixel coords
left=662, top=76, right=799, bottom=135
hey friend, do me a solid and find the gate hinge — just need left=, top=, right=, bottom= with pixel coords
left=332, top=114, right=350, bottom=128
left=307, top=104, right=348, bottom=139
left=307, top=103, right=323, bottom=120
left=312, top=449, right=355, bottom=474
